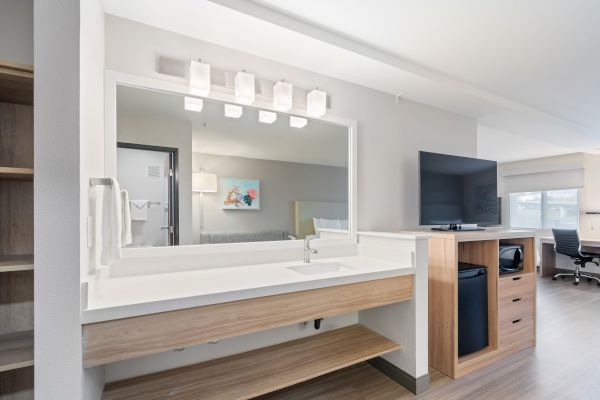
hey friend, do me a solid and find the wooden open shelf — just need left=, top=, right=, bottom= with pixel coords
left=0, top=331, right=34, bottom=373
left=0, top=167, right=34, bottom=180
left=0, top=61, right=33, bottom=106
left=102, top=324, right=400, bottom=400
left=0, top=255, right=33, bottom=273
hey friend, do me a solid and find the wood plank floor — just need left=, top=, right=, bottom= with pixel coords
left=259, top=276, right=600, bottom=400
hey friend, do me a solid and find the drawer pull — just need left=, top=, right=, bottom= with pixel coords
left=512, top=297, right=522, bottom=302
left=512, top=277, right=521, bottom=281
left=512, top=318, right=522, bottom=324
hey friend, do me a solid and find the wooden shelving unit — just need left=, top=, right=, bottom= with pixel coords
left=102, top=324, right=400, bottom=400
left=0, top=255, right=34, bottom=274
left=0, top=168, right=34, bottom=181
left=0, top=60, right=34, bottom=399
left=0, top=332, right=34, bottom=373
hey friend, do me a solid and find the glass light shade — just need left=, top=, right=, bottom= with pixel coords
left=258, top=110, right=277, bottom=124
left=224, top=103, right=243, bottom=118
left=192, top=172, right=217, bottom=192
left=307, top=89, right=327, bottom=117
left=273, top=81, right=293, bottom=111
left=184, top=96, right=203, bottom=112
left=234, top=71, right=255, bottom=105
left=290, top=116, right=307, bottom=128
left=189, top=61, right=211, bottom=96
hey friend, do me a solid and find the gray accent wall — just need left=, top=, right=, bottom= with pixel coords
left=192, top=153, right=348, bottom=242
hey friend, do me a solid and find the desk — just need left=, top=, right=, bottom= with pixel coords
left=539, top=237, right=600, bottom=277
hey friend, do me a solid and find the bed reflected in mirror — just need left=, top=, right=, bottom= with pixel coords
left=115, top=84, right=350, bottom=247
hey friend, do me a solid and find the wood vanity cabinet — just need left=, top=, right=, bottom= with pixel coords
left=426, top=230, right=536, bottom=379
left=83, top=274, right=415, bottom=400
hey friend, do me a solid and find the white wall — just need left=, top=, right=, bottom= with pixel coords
left=192, top=153, right=348, bottom=240
left=105, top=15, right=478, bottom=233
left=35, top=0, right=105, bottom=399
left=0, top=0, right=33, bottom=65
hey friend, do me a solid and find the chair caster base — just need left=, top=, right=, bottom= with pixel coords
left=552, top=277, right=557, bottom=280
left=574, top=281, right=580, bottom=285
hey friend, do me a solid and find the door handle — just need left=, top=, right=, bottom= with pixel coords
left=512, top=297, right=522, bottom=302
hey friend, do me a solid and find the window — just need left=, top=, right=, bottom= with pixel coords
left=510, top=189, right=579, bottom=229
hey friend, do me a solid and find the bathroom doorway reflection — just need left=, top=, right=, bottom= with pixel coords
left=117, top=143, right=179, bottom=246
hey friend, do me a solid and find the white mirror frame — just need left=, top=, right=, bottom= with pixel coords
left=104, top=70, right=358, bottom=255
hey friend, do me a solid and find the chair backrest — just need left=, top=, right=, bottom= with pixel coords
left=552, top=229, right=581, bottom=258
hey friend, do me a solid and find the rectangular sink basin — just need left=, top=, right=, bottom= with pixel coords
left=287, top=262, right=350, bottom=276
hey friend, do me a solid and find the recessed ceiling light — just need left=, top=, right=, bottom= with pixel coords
left=290, top=116, right=307, bottom=129
left=189, top=60, right=211, bottom=97
left=259, top=110, right=277, bottom=124
left=307, top=89, right=327, bottom=117
left=224, top=103, right=243, bottom=118
left=234, top=71, right=255, bottom=105
left=184, top=96, right=203, bottom=112
left=273, top=80, right=293, bottom=111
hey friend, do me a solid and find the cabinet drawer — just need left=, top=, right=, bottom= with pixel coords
left=498, top=273, right=535, bottom=301
left=498, top=273, right=535, bottom=347
left=499, top=313, right=535, bottom=347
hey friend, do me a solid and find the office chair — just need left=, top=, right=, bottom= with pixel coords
left=552, top=229, right=600, bottom=286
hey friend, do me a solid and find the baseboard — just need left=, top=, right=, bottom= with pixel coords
left=368, top=357, right=430, bottom=394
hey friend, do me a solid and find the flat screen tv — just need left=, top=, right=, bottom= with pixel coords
left=419, top=151, right=498, bottom=227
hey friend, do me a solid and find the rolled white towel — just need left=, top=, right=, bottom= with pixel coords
left=121, top=189, right=132, bottom=246
left=101, top=178, right=122, bottom=266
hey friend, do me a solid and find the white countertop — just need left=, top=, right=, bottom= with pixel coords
left=82, top=255, right=415, bottom=324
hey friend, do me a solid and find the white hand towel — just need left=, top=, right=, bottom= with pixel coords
left=101, top=178, right=123, bottom=266
left=130, top=200, right=148, bottom=221
left=121, top=189, right=132, bottom=246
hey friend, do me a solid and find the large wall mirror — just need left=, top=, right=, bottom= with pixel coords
left=110, top=80, right=355, bottom=248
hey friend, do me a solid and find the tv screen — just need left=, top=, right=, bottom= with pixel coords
left=419, top=151, right=498, bottom=226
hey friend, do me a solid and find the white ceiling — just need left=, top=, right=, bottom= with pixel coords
left=117, top=85, right=349, bottom=167
left=103, top=0, right=600, bottom=162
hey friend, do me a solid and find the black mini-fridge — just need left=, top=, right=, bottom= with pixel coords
left=458, top=263, right=488, bottom=357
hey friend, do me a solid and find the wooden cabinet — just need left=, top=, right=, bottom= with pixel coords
left=425, top=230, right=537, bottom=379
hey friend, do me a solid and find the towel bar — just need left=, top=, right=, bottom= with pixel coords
left=89, top=178, right=113, bottom=187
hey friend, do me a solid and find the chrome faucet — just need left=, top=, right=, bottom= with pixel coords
left=304, top=234, right=319, bottom=263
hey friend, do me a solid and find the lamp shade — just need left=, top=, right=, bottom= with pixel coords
left=307, top=89, right=327, bottom=117
left=192, top=172, right=218, bottom=192
left=273, top=81, right=293, bottom=111
left=290, top=116, right=307, bottom=128
left=184, top=96, right=203, bottom=112
left=234, top=71, right=255, bottom=105
left=189, top=61, right=211, bottom=97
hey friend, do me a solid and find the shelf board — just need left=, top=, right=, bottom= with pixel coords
left=0, top=255, right=34, bottom=273
left=0, top=331, right=34, bottom=373
left=0, top=61, right=33, bottom=106
left=102, top=324, right=400, bottom=400
left=0, top=167, right=34, bottom=180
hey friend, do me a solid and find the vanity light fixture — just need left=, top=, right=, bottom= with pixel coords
left=290, top=116, right=308, bottom=129
left=189, top=60, right=211, bottom=96
left=258, top=110, right=277, bottom=124
left=224, top=103, right=243, bottom=119
left=184, top=96, right=204, bottom=112
left=273, top=80, right=293, bottom=111
left=307, top=88, right=327, bottom=117
left=234, top=70, right=255, bottom=105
